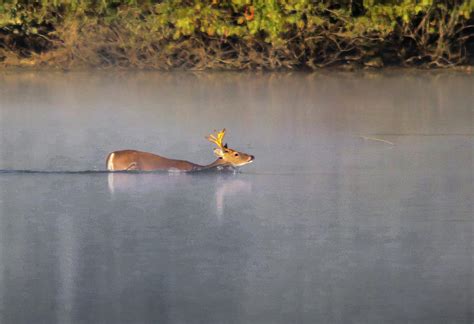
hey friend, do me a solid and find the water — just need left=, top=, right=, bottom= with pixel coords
left=0, top=71, right=472, bottom=324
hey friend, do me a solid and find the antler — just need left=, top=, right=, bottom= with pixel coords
left=206, top=128, right=226, bottom=149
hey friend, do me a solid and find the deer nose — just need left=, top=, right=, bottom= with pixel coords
left=250, top=155, right=255, bottom=161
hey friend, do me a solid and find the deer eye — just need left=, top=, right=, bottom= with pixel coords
left=234, top=153, right=239, bottom=157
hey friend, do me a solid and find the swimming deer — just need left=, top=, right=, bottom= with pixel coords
left=106, top=129, right=254, bottom=172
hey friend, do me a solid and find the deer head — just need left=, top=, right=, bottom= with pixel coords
left=207, top=129, right=254, bottom=167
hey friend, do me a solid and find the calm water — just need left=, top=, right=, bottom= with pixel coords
left=0, top=71, right=472, bottom=324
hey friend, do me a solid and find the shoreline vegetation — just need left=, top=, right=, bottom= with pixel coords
left=0, top=1, right=473, bottom=70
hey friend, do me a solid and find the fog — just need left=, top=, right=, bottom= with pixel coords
left=0, top=71, right=472, bottom=323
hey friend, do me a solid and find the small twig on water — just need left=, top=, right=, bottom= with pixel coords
left=359, top=136, right=395, bottom=146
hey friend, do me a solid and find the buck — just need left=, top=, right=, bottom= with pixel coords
left=106, top=129, right=254, bottom=172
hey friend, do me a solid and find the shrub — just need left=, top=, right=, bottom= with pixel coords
left=0, top=0, right=472, bottom=69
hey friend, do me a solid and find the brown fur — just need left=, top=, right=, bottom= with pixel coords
left=106, top=150, right=201, bottom=171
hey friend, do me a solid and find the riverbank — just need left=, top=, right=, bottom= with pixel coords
left=1, top=1, right=473, bottom=70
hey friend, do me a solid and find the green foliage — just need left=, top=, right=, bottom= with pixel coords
left=0, top=0, right=472, bottom=68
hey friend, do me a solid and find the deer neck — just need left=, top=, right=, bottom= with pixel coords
left=191, top=159, right=228, bottom=172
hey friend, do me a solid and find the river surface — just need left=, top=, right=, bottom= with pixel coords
left=0, top=71, right=472, bottom=324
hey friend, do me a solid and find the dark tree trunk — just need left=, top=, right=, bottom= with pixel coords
left=351, top=0, right=365, bottom=17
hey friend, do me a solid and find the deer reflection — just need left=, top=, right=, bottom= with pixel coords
left=107, top=172, right=252, bottom=222
left=214, top=177, right=252, bottom=221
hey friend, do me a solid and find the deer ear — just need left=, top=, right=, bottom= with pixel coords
left=213, top=148, right=224, bottom=157
left=223, top=143, right=228, bottom=148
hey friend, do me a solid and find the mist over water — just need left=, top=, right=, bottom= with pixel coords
left=0, top=71, right=473, bottom=324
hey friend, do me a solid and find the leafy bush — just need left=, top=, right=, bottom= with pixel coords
left=0, top=0, right=473, bottom=68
